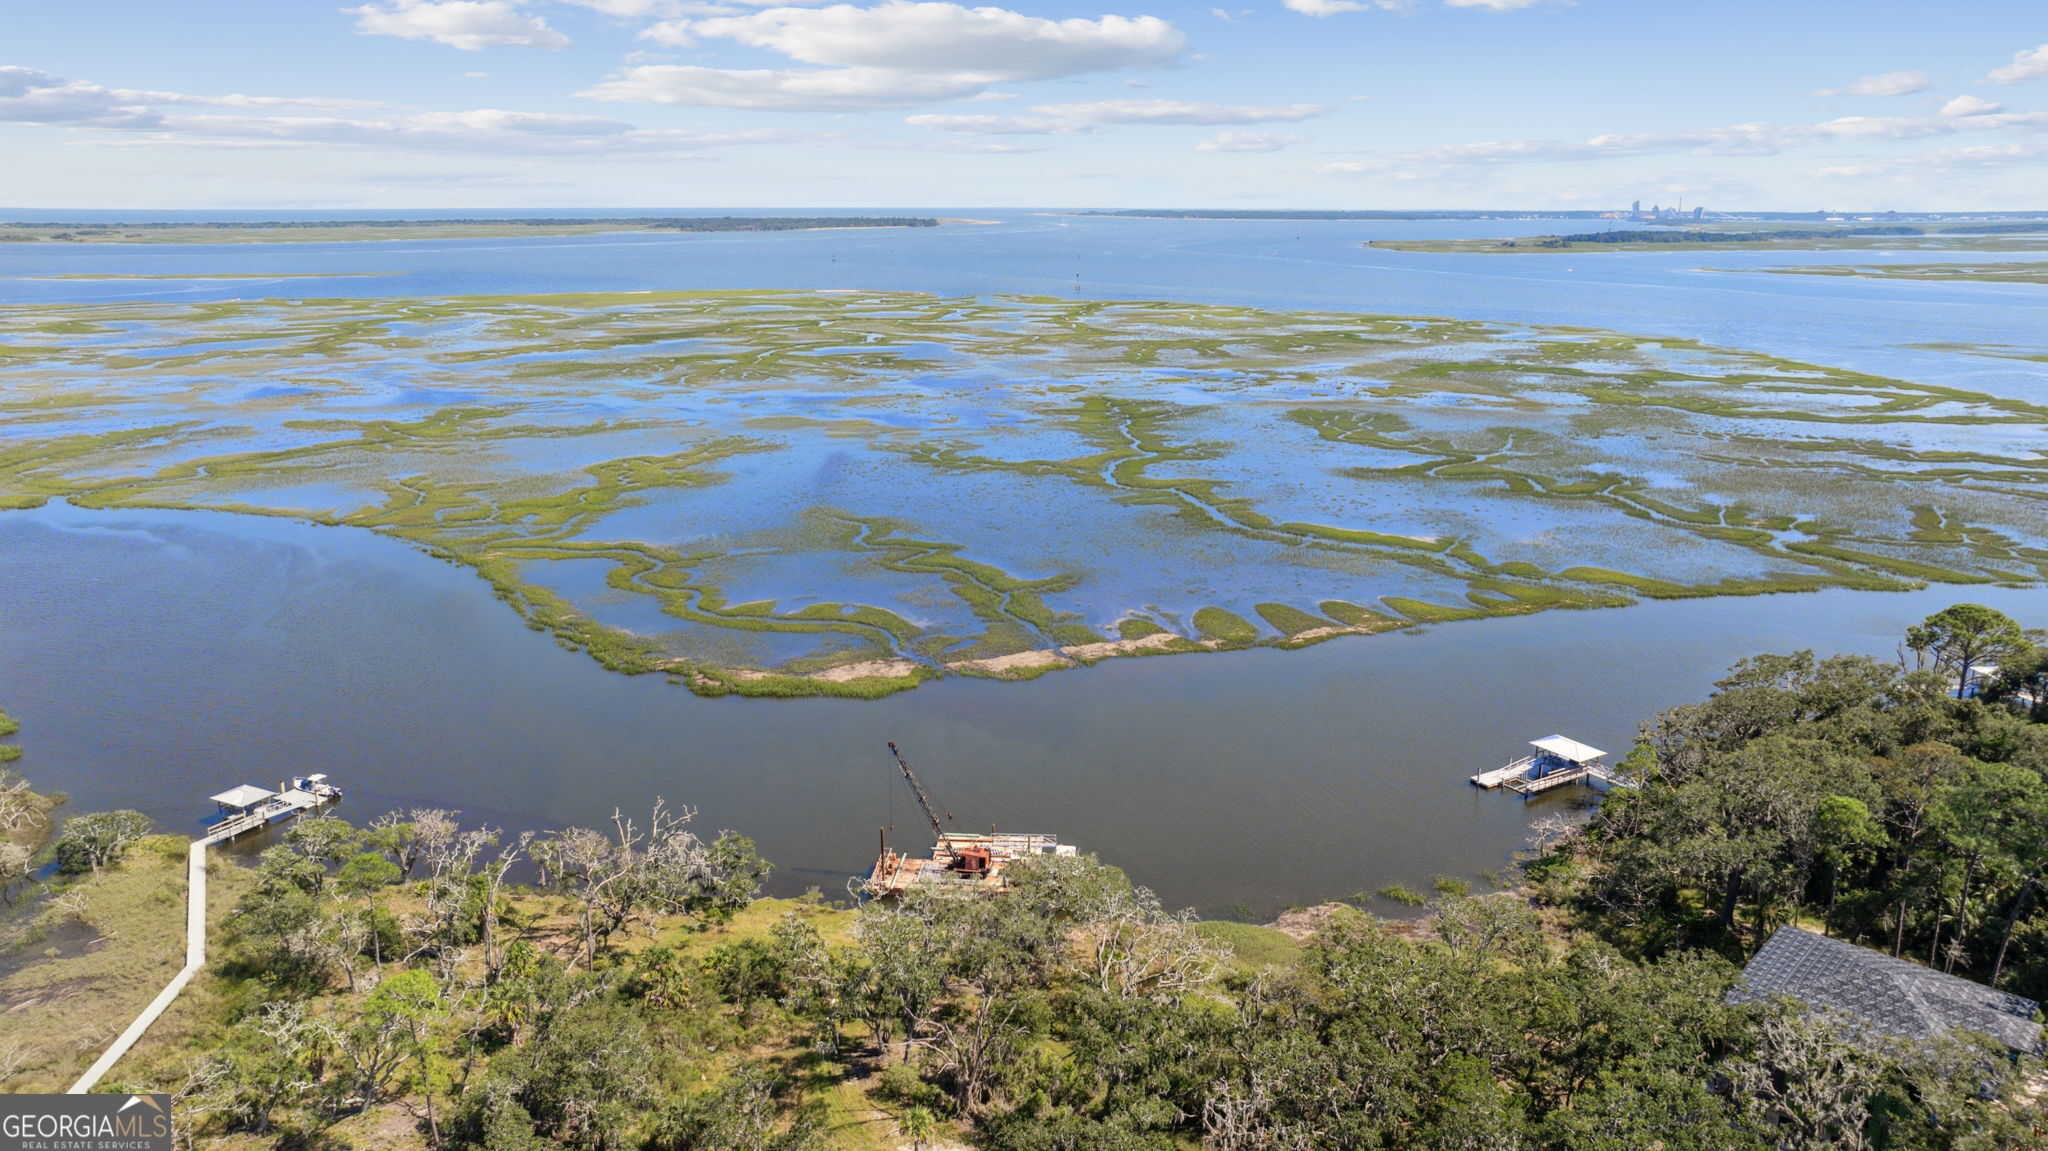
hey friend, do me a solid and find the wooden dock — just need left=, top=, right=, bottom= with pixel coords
left=1501, top=760, right=1621, bottom=794
left=202, top=776, right=343, bottom=843
left=1473, top=735, right=1631, bottom=796
left=68, top=775, right=342, bottom=1094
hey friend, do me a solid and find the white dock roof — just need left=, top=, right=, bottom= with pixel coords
left=1530, top=735, right=1606, bottom=764
left=210, top=784, right=275, bottom=808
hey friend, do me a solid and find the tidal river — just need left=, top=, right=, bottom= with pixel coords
left=2, top=213, right=2043, bottom=915
left=3, top=499, right=2038, bottom=916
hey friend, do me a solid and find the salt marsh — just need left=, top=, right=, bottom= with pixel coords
left=3, top=284, right=2042, bottom=697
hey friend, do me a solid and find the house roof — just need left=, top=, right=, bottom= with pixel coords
left=1530, top=734, right=1606, bottom=763
left=1729, top=926, right=2042, bottom=1052
left=209, top=784, right=275, bottom=809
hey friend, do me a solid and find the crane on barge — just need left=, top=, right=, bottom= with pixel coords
left=887, top=739, right=953, bottom=842
left=861, top=740, right=1078, bottom=897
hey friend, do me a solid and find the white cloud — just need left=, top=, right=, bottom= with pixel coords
left=689, top=3, right=1182, bottom=78
left=1934, top=142, right=2045, bottom=167
left=1318, top=107, right=2048, bottom=179
left=348, top=1, right=571, bottom=51
left=554, top=0, right=680, bottom=14
left=1817, top=70, right=1930, bottom=98
left=906, top=98, right=1325, bottom=135
left=0, top=64, right=778, bottom=157
left=1195, top=130, right=1295, bottom=152
left=585, top=2, right=1185, bottom=110
left=148, top=109, right=776, bottom=155
left=0, top=66, right=161, bottom=128
left=1282, top=0, right=1400, bottom=15
left=1940, top=94, right=2003, bottom=118
left=0, top=66, right=375, bottom=129
left=1990, top=43, right=2048, bottom=85
left=583, top=64, right=995, bottom=108
left=1033, top=98, right=1323, bottom=125
left=640, top=18, right=695, bottom=44
left=1813, top=114, right=1948, bottom=140
left=1443, top=0, right=1543, bottom=8
left=905, top=112, right=1061, bottom=133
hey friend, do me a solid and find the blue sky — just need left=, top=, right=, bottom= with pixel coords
left=6, top=0, right=2046, bottom=209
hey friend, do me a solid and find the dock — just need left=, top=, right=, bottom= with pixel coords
left=68, top=774, right=342, bottom=1094
left=204, top=774, right=343, bottom=842
left=1473, top=735, right=1628, bottom=795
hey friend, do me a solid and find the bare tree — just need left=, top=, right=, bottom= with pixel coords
left=1088, top=886, right=1226, bottom=1001
left=915, top=987, right=1027, bottom=1117
left=0, top=767, right=43, bottom=833
left=403, top=827, right=494, bottom=979
left=0, top=1038, right=39, bottom=1087
left=166, top=1057, right=234, bottom=1151
left=1203, top=1071, right=1319, bottom=1151
left=370, top=808, right=458, bottom=880
left=479, top=830, right=533, bottom=982
left=533, top=799, right=732, bottom=968
left=0, top=842, right=35, bottom=906
left=1527, top=813, right=1581, bottom=854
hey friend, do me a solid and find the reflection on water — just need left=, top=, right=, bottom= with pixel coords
left=4, top=499, right=2038, bottom=917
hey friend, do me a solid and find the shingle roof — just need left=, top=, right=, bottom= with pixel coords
left=1729, top=926, right=2042, bottom=1052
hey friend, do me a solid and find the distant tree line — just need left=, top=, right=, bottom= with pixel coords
left=1089, top=209, right=1615, bottom=220
left=1936, top=220, right=2048, bottom=235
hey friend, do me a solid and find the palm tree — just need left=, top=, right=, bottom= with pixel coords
left=900, top=1105, right=937, bottom=1151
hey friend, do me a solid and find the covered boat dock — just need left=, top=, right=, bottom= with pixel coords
left=1472, top=735, right=1623, bottom=794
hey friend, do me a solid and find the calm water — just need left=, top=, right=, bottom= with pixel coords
left=5, top=213, right=2045, bottom=394
left=2, top=216, right=2044, bottom=915
left=3, top=500, right=2040, bottom=917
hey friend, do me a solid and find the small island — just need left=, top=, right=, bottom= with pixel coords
left=1757, top=261, right=2048, bottom=286
left=1370, top=220, right=2048, bottom=254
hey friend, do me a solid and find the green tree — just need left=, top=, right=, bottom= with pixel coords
left=509, top=1000, right=655, bottom=1150
left=900, top=1105, right=939, bottom=1151
left=53, top=809, right=153, bottom=874
left=337, top=850, right=402, bottom=895
left=649, top=1065, right=828, bottom=1151
left=337, top=969, right=441, bottom=1113
left=1811, top=795, right=1885, bottom=935
left=1907, top=604, right=2028, bottom=700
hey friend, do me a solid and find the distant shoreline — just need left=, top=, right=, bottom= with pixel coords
left=0, top=216, right=942, bottom=245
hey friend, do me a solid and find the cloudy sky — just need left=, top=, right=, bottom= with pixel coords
left=7, top=0, right=2048, bottom=209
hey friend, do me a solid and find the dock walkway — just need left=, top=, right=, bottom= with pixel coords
left=67, top=778, right=338, bottom=1094
left=66, top=841, right=208, bottom=1094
